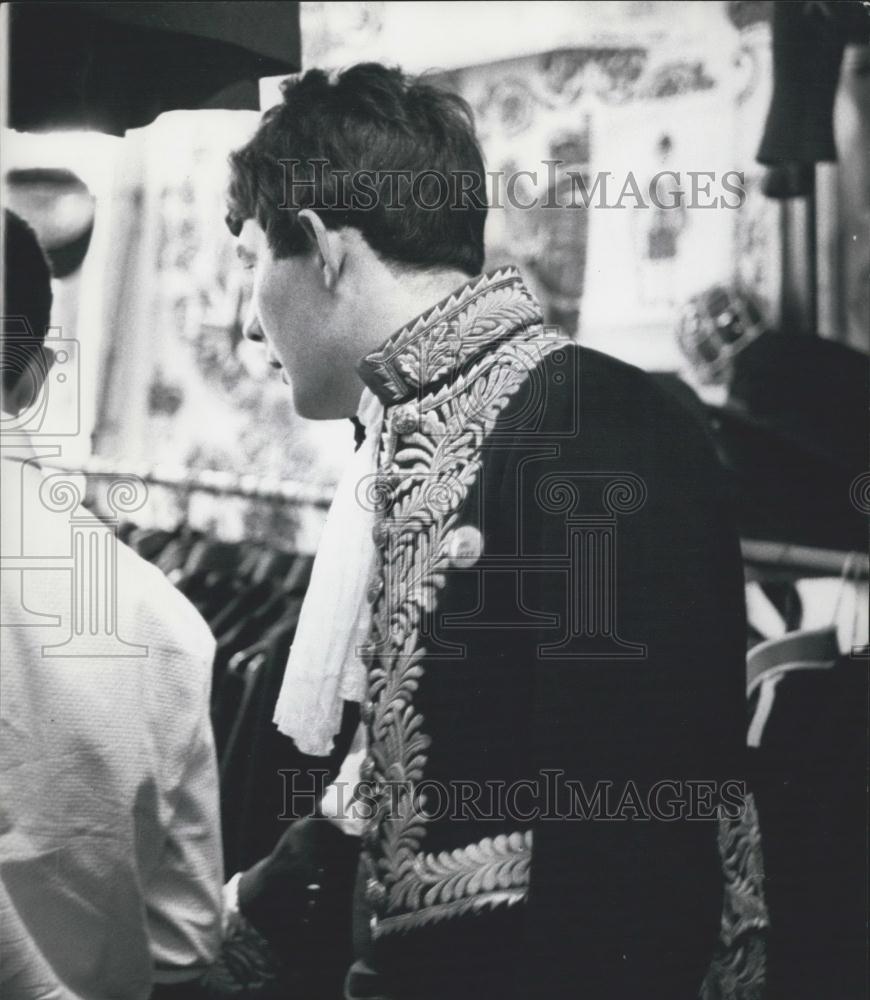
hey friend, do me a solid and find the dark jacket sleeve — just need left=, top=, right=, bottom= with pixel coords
left=495, top=348, right=746, bottom=998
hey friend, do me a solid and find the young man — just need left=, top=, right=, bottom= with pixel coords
left=226, top=65, right=767, bottom=1000
left=0, top=211, right=224, bottom=999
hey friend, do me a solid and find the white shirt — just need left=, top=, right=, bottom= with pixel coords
left=0, top=453, right=223, bottom=999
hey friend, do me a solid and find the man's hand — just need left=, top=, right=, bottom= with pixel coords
left=236, top=816, right=359, bottom=952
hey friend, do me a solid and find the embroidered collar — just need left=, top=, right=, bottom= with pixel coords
left=357, top=266, right=543, bottom=405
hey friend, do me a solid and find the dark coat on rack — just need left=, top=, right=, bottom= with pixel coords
left=348, top=268, right=767, bottom=1000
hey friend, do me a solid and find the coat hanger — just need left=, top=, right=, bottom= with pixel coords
left=746, top=554, right=862, bottom=747
left=251, top=548, right=296, bottom=587
left=746, top=627, right=840, bottom=749
left=746, top=626, right=840, bottom=695
left=746, top=552, right=863, bottom=691
left=281, top=553, right=314, bottom=595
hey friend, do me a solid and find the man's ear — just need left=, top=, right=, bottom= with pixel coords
left=297, top=209, right=344, bottom=291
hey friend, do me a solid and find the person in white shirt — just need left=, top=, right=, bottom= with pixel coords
left=0, top=210, right=224, bottom=999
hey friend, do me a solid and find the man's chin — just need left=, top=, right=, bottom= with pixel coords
left=293, top=389, right=341, bottom=421
left=287, top=374, right=355, bottom=420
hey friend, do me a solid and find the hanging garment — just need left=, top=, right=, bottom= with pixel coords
left=219, top=619, right=362, bottom=875
left=757, top=1, right=870, bottom=171
left=121, top=524, right=327, bottom=876
left=747, top=631, right=867, bottom=1000
left=211, top=588, right=298, bottom=722
left=709, top=331, right=869, bottom=553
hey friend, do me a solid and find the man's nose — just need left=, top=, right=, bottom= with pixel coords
left=242, top=306, right=265, bottom=343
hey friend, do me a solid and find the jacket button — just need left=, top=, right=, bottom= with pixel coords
left=365, top=878, right=388, bottom=911
left=359, top=643, right=378, bottom=667
left=392, top=406, right=419, bottom=436
left=447, top=525, right=484, bottom=567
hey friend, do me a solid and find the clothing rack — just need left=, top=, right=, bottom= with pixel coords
left=39, top=456, right=336, bottom=510
left=34, top=458, right=867, bottom=577
left=741, top=539, right=869, bottom=581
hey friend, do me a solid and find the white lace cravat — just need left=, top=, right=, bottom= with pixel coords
left=272, top=388, right=383, bottom=756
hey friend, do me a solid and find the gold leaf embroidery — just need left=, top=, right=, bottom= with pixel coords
left=700, top=794, right=769, bottom=999
left=364, top=300, right=569, bottom=933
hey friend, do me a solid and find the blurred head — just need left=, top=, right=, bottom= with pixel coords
left=226, top=63, right=487, bottom=418
left=2, top=210, right=54, bottom=417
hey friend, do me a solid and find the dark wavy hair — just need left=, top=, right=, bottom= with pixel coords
left=3, top=210, right=53, bottom=394
left=226, top=63, right=487, bottom=276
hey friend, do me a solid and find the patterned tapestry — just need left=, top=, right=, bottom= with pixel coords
left=429, top=4, right=778, bottom=368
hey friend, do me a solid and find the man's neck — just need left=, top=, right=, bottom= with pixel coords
left=334, top=263, right=479, bottom=419
left=356, top=265, right=477, bottom=358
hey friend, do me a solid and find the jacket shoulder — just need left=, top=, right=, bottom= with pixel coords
left=482, top=340, right=718, bottom=467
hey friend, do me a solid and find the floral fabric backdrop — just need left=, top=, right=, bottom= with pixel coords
left=431, top=3, right=778, bottom=368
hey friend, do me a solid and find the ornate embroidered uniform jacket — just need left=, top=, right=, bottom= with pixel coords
left=351, top=268, right=767, bottom=999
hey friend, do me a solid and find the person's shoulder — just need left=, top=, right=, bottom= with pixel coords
left=1, top=456, right=213, bottom=665
left=560, top=342, right=668, bottom=401
left=486, top=341, right=723, bottom=494
left=496, top=340, right=687, bottom=430
left=548, top=343, right=714, bottom=441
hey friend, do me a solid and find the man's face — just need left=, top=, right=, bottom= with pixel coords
left=235, top=218, right=342, bottom=418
